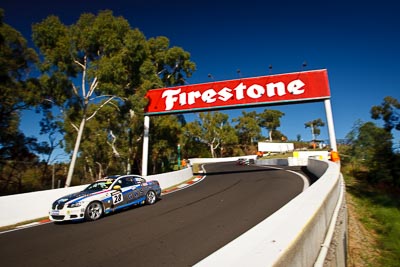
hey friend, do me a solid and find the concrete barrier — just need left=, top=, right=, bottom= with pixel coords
left=189, top=155, right=257, bottom=165
left=147, top=166, right=193, bottom=190
left=0, top=168, right=194, bottom=227
left=293, top=151, right=329, bottom=161
left=0, top=185, right=87, bottom=227
left=256, top=158, right=289, bottom=166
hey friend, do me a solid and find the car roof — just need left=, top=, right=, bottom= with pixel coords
left=94, top=176, right=119, bottom=183
left=96, top=174, right=143, bottom=182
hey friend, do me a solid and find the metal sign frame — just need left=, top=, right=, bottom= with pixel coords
left=141, top=69, right=337, bottom=176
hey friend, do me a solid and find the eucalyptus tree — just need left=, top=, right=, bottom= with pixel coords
left=181, top=120, right=209, bottom=158
left=148, top=115, right=182, bottom=174
left=271, top=129, right=287, bottom=141
left=32, top=10, right=195, bottom=186
left=217, top=118, right=238, bottom=157
left=75, top=103, right=125, bottom=181
left=304, top=118, right=325, bottom=141
left=371, top=96, right=400, bottom=132
left=183, top=111, right=237, bottom=158
left=346, top=121, right=396, bottom=185
left=233, top=111, right=261, bottom=146
left=258, top=109, right=285, bottom=142
left=0, top=9, right=42, bottom=194
left=0, top=9, right=38, bottom=158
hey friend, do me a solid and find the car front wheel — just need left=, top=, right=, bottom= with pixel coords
left=145, top=190, right=157, bottom=205
left=85, top=201, right=103, bottom=221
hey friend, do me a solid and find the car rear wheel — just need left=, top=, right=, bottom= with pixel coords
left=145, top=190, right=157, bottom=205
left=85, top=201, right=103, bottom=221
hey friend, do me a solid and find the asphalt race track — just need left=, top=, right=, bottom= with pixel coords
left=0, top=162, right=310, bottom=267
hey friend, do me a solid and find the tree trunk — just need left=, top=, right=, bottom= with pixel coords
left=65, top=116, right=86, bottom=187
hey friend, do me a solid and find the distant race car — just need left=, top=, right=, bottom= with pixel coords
left=236, top=158, right=250, bottom=165
left=49, top=175, right=162, bottom=222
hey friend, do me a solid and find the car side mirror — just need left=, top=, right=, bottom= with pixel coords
left=113, top=185, right=121, bottom=191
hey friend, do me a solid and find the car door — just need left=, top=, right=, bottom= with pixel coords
left=132, top=176, right=148, bottom=200
left=111, top=177, right=136, bottom=208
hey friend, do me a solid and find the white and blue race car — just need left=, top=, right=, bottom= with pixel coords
left=49, top=175, right=162, bottom=222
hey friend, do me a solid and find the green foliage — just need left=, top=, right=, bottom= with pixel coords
left=0, top=9, right=39, bottom=145
left=342, top=111, right=400, bottom=266
left=371, top=96, right=400, bottom=132
left=148, top=115, right=182, bottom=174
left=31, top=10, right=196, bottom=182
left=271, top=129, right=287, bottom=141
left=0, top=9, right=45, bottom=194
left=345, top=172, right=400, bottom=266
left=148, top=36, right=196, bottom=86
left=183, top=111, right=238, bottom=158
left=342, top=95, right=400, bottom=267
left=233, top=111, right=261, bottom=145
left=258, top=109, right=285, bottom=141
left=304, top=118, right=325, bottom=140
left=345, top=120, right=398, bottom=186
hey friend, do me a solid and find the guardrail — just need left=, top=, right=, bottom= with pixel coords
left=0, top=158, right=346, bottom=266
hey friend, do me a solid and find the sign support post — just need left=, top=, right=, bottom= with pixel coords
left=177, top=144, right=181, bottom=169
left=324, top=99, right=337, bottom=151
left=141, top=116, right=150, bottom=177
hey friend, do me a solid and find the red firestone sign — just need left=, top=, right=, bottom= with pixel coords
left=144, top=69, right=330, bottom=115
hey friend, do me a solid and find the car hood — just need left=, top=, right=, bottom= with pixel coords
left=54, top=191, right=93, bottom=204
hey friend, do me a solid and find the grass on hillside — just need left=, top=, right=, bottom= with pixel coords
left=343, top=170, right=400, bottom=267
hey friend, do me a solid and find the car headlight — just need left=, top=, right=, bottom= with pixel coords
left=67, top=201, right=83, bottom=208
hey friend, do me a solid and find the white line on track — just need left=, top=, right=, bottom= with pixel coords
left=259, top=165, right=310, bottom=191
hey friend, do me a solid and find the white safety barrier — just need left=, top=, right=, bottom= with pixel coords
left=195, top=159, right=345, bottom=267
left=0, top=167, right=193, bottom=227
left=189, top=155, right=257, bottom=165
left=0, top=185, right=87, bottom=227
left=148, top=166, right=193, bottom=190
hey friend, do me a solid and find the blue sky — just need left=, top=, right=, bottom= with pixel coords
left=2, top=0, right=400, bottom=154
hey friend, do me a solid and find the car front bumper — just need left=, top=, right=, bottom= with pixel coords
left=49, top=206, right=86, bottom=222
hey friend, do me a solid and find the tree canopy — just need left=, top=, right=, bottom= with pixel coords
left=371, top=96, right=400, bottom=132
left=183, top=111, right=238, bottom=158
left=0, top=9, right=39, bottom=159
left=31, top=10, right=196, bottom=186
left=258, top=109, right=285, bottom=142
left=304, top=118, right=325, bottom=141
left=233, top=111, right=261, bottom=146
left=0, top=9, right=46, bottom=194
left=345, top=120, right=399, bottom=186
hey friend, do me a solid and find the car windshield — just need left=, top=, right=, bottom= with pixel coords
left=84, top=180, right=114, bottom=192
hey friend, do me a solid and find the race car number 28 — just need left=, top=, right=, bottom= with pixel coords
left=112, top=192, right=123, bottom=204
